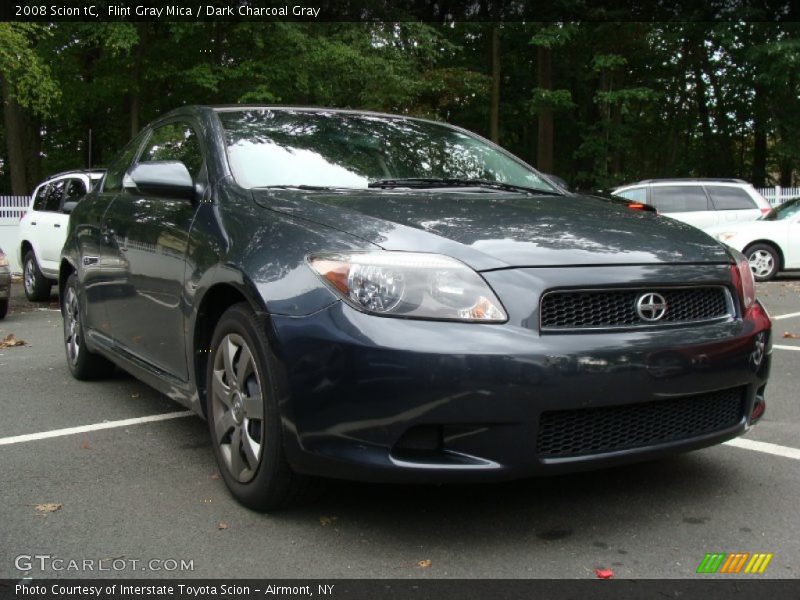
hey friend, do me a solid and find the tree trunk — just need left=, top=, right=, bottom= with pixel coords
left=489, top=25, right=501, bottom=143
left=536, top=45, right=554, bottom=173
left=692, top=45, right=713, bottom=175
left=778, top=159, right=793, bottom=188
left=752, top=86, right=767, bottom=187
left=1, top=75, right=29, bottom=195
left=129, top=23, right=148, bottom=138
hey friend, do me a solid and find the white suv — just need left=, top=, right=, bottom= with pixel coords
left=612, top=179, right=771, bottom=230
left=18, top=170, right=104, bottom=301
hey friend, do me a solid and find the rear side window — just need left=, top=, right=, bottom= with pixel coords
left=32, top=185, right=49, bottom=211
left=139, top=122, right=203, bottom=179
left=64, top=178, right=87, bottom=204
left=650, top=186, right=709, bottom=213
left=706, top=186, right=757, bottom=210
left=44, top=180, right=66, bottom=212
left=616, top=187, right=646, bottom=202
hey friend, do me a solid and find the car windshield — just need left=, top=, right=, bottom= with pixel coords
left=216, top=109, right=556, bottom=192
left=762, top=197, right=800, bottom=221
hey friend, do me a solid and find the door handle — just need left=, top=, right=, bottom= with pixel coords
left=54, top=223, right=61, bottom=228
left=31, top=222, right=36, bottom=226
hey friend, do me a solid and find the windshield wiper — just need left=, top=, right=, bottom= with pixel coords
left=259, top=184, right=341, bottom=191
left=368, top=177, right=563, bottom=196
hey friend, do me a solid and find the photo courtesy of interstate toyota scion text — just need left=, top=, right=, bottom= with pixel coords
left=58, top=106, right=772, bottom=510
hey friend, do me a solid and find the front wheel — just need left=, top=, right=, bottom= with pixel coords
left=0, top=298, right=8, bottom=319
left=745, top=244, right=780, bottom=282
left=23, top=251, right=52, bottom=301
left=206, top=302, right=312, bottom=511
left=62, top=273, right=115, bottom=380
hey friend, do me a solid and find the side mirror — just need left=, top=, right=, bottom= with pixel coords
left=62, top=201, right=78, bottom=214
left=124, top=161, right=195, bottom=200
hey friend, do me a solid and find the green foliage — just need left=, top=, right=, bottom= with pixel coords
left=529, top=88, right=575, bottom=113
left=0, top=21, right=798, bottom=192
left=0, top=23, right=61, bottom=115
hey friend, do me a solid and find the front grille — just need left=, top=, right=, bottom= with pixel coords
left=540, top=286, right=730, bottom=330
left=536, top=386, right=745, bottom=458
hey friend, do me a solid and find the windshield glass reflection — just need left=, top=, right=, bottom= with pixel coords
left=217, top=109, right=555, bottom=192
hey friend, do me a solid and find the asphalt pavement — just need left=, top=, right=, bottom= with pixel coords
left=1, top=276, right=798, bottom=580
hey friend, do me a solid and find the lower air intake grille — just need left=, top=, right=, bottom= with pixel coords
left=536, top=386, right=745, bottom=458
left=540, top=287, right=730, bottom=330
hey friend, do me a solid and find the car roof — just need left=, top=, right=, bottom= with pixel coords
left=619, top=178, right=748, bottom=187
left=39, top=169, right=106, bottom=184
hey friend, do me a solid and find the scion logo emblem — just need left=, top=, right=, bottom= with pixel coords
left=636, top=292, right=668, bottom=321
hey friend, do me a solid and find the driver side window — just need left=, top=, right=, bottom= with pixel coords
left=139, top=122, right=203, bottom=179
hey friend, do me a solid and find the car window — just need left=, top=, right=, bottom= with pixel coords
left=762, top=197, right=800, bottom=221
left=104, top=132, right=148, bottom=192
left=64, top=178, right=87, bottom=205
left=139, top=122, right=203, bottom=179
left=32, top=184, right=49, bottom=211
left=650, top=186, right=709, bottom=213
left=616, top=188, right=646, bottom=202
left=706, top=186, right=757, bottom=210
left=217, top=109, right=557, bottom=192
left=44, top=180, right=66, bottom=212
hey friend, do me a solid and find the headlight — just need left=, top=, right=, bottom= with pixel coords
left=0, top=254, right=8, bottom=267
left=716, top=232, right=738, bottom=242
left=308, top=251, right=507, bottom=322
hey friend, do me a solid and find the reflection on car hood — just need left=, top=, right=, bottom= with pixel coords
left=253, top=189, right=731, bottom=271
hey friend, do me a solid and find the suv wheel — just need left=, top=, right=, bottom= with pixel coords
left=206, top=302, right=313, bottom=511
left=62, top=273, right=115, bottom=379
left=23, top=251, right=52, bottom=301
left=745, top=244, right=780, bottom=282
left=0, top=298, right=7, bottom=319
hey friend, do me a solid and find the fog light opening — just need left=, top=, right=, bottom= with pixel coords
left=394, top=425, right=442, bottom=453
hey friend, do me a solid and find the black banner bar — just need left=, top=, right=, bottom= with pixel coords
left=1, top=0, right=799, bottom=22
left=2, top=579, right=800, bottom=600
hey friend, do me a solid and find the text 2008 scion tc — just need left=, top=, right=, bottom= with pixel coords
left=60, top=106, right=771, bottom=510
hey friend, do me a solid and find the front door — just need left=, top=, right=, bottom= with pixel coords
left=37, top=179, right=67, bottom=271
left=101, top=121, right=204, bottom=381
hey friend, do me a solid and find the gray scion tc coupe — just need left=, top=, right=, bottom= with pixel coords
left=60, top=106, right=771, bottom=510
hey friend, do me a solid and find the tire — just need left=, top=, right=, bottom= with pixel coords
left=745, top=243, right=780, bottom=282
left=23, top=250, right=52, bottom=301
left=206, top=302, right=313, bottom=511
left=0, top=298, right=7, bottom=319
left=62, top=273, right=115, bottom=380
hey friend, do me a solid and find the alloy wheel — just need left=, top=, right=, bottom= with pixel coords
left=211, top=333, right=264, bottom=483
left=748, top=249, right=774, bottom=279
left=24, top=259, right=35, bottom=295
left=64, top=286, right=81, bottom=365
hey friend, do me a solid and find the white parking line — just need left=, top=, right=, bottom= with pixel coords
left=773, top=344, right=800, bottom=352
left=773, top=311, right=800, bottom=321
left=0, top=411, right=194, bottom=446
left=725, top=438, right=800, bottom=461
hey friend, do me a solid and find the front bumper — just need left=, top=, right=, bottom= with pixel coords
left=270, top=266, right=771, bottom=483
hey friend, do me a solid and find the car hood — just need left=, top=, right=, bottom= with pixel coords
left=253, top=189, right=731, bottom=271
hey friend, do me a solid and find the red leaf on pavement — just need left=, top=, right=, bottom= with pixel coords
left=594, top=568, right=614, bottom=579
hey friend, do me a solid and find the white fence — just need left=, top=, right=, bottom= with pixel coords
left=0, top=195, right=29, bottom=273
left=756, top=187, right=800, bottom=207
